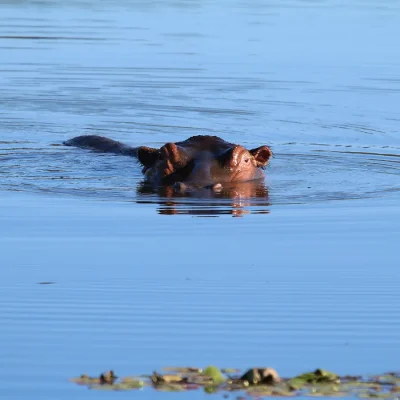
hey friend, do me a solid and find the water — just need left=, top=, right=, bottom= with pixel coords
left=0, top=1, right=400, bottom=399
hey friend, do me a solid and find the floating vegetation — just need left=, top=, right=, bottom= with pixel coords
left=70, top=368, right=400, bottom=398
left=203, top=365, right=226, bottom=384
left=287, top=368, right=339, bottom=390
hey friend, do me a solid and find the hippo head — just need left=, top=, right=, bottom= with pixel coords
left=136, top=135, right=272, bottom=190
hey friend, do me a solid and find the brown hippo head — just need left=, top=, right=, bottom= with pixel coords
left=137, top=135, right=272, bottom=189
left=64, top=134, right=272, bottom=191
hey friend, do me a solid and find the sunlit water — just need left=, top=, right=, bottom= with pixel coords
left=0, top=1, right=399, bottom=399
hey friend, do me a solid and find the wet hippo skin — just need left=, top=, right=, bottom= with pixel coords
left=64, top=135, right=272, bottom=190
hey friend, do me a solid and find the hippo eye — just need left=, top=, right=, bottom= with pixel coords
left=244, top=158, right=249, bottom=163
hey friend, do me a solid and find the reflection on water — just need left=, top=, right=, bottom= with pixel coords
left=137, top=180, right=270, bottom=216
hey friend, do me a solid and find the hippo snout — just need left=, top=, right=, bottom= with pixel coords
left=219, top=146, right=246, bottom=170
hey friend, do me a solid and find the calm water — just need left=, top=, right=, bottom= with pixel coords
left=0, top=0, right=400, bottom=399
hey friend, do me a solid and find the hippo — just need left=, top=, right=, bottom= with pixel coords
left=64, top=134, right=272, bottom=191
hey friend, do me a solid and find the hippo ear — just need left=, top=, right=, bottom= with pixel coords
left=250, top=146, right=273, bottom=167
left=137, top=146, right=160, bottom=167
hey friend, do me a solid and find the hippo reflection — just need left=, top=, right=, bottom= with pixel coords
left=137, top=179, right=270, bottom=217
left=64, top=135, right=272, bottom=191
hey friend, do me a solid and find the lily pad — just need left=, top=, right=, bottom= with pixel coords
left=151, top=371, right=183, bottom=384
left=69, top=370, right=117, bottom=386
left=222, top=368, right=241, bottom=374
left=70, top=374, right=100, bottom=385
left=119, top=377, right=145, bottom=389
left=288, top=368, right=339, bottom=389
left=358, top=391, right=397, bottom=399
left=203, top=366, right=225, bottom=384
left=163, top=367, right=202, bottom=374
left=247, top=383, right=294, bottom=397
left=153, top=383, right=187, bottom=392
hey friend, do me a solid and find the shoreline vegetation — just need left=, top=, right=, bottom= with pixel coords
left=70, top=366, right=400, bottom=398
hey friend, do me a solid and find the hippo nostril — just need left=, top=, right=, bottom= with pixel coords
left=211, top=183, right=223, bottom=192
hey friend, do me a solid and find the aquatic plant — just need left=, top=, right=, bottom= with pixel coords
left=70, top=367, right=400, bottom=398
